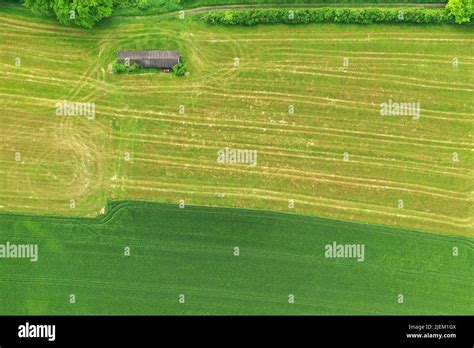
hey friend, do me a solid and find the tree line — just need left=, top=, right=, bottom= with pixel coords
left=16, top=0, right=474, bottom=27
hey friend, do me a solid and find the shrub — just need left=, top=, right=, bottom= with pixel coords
left=128, top=62, right=141, bottom=73
left=112, top=59, right=128, bottom=74
left=113, top=0, right=182, bottom=16
left=112, top=60, right=143, bottom=74
left=172, top=63, right=186, bottom=76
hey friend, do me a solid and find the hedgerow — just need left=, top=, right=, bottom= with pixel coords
left=202, top=8, right=459, bottom=25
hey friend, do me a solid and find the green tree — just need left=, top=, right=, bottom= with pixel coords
left=22, top=0, right=54, bottom=16
left=54, top=0, right=114, bottom=28
left=446, top=0, right=474, bottom=23
left=23, top=0, right=115, bottom=28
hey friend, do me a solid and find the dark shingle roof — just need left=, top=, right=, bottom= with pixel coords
left=117, top=50, right=180, bottom=69
left=118, top=50, right=179, bottom=60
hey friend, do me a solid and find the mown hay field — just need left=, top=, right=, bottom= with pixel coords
left=0, top=201, right=472, bottom=315
left=0, top=3, right=472, bottom=236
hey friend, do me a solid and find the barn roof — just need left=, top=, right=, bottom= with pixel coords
left=118, top=50, right=180, bottom=60
left=117, top=50, right=180, bottom=69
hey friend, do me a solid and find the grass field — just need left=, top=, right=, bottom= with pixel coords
left=0, top=3, right=472, bottom=237
left=0, top=200, right=472, bottom=315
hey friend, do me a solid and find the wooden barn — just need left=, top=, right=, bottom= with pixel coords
left=117, top=50, right=180, bottom=70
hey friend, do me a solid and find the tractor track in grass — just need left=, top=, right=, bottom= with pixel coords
left=110, top=180, right=473, bottom=230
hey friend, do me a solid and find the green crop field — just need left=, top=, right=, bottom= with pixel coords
left=0, top=201, right=472, bottom=315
